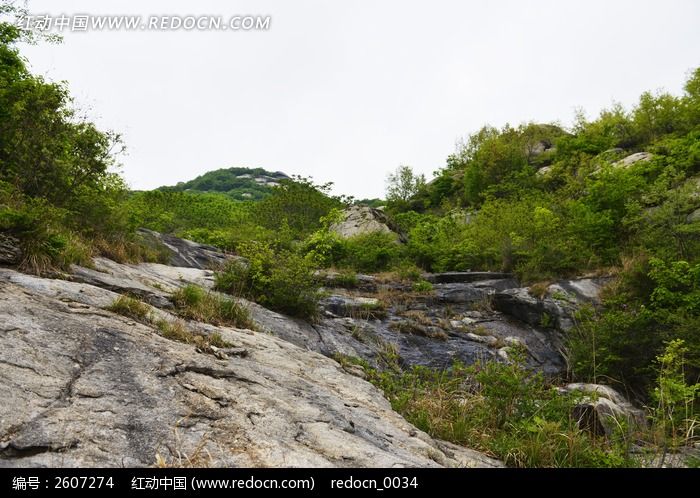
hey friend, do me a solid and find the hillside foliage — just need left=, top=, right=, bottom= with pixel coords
left=2, top=1, right=699, bottom=465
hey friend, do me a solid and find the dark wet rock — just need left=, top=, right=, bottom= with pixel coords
left=493, top=277, right=611, bottom=331
left=434, top=279, right=519, bottom=304
left=492, top=288, right=557, bottom=328
left=561, top=383, right=646, bottom=437
left=0, top=233, right=22, bottom=265
left=62, top=247, right=565, bottom=375
left=311, top=298, right=566, bottom=375
left=137, top=228, right=239, bottom=269
left=320, top=294, right=384, bottom=318
left=315, top=270, right=377, bottom=291
left=425, top=272, right=513, bottom=284
left=54, top=233, right=567, bottom=378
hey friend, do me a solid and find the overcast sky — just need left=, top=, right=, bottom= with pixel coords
left=17, top=0, right=700, bottom=199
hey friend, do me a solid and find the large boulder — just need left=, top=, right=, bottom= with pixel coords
left=0, top=268, right=502, bottom=468
left=688, top=207, right=700, bottom=223
left=70, top=257, right=217, bottom=308
left=137, top=228, right=236, bottom=269
left=612, top=152, right=653, bottom=169
left=315, top=270, right=378, bottom=292
left=434, top=279, right=519, bottom=304
left=330, top=206, right=403, bottom=241
left=492, top=277, right=610, bottom=331
left=561, top=383, right=646, bottom=437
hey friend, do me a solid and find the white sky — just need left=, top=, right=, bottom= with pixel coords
left=17, top=0, right=700, bottom=199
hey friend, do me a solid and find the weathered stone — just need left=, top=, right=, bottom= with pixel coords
left=612, top=152, right=653, bottom=169
left=0, top=268, right=501, bottom=468
left=425, top=272, right=513, bottom=284
left=434, top=279, right=519, bottom=304
left=315, top=270, right=377, bottom=291
left=0, top=233, right=22, bottom=265
left=61, top=248, right=565, bottom=376
left=492, top=287, right=557, bottom=328
left=465, top=333, right=499, bottom=347
left=137, top=228, right=239, bottom=269
left=535, top=166, right=552, bottom=177
left=687, top=207, right=700, bottom=223
left=330, top=206, right=403, bottom=241
left=493, top=277, right=610, bottom=331
left=561, top=383, right=646, bottom=437
left=320, top=295, right=384, bottom=318
left=70, top=257, right=219, bottom=308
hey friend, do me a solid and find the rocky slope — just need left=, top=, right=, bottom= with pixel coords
left=0, top=231, right=631, bottom=468
left=0, top=241, right=503, bottom=468
left=67, top=255, right=568, bottom=376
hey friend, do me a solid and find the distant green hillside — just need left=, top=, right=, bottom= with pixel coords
left=159, top=167, right=290, bottom=200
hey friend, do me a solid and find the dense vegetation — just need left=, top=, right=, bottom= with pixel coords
left=1, top=1, right=698, bottom=466
left=0, top=14, right=162, bottom=273
left=377, top=71, right=700, bottom=402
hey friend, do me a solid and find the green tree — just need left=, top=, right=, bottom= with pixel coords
left=386, top=165, right=426, bottom=210
left=253, top=176, right=345, bottom=238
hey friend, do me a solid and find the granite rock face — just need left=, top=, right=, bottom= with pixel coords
left=330, top=206, right=404, bottom=241
left=65, top=260, right=567, bottom=375
left=137, top=228, right=238, bottom=269
left=3, top=231, right=623, bottom=467
left=0, top=268, right=502, bottom=468
left=492, top=278, right=611, bottom=331
left=612, top=151, right=653, bottom=169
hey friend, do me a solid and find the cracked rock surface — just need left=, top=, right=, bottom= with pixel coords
left=0, top=268, right=501, bottom=468
left=60, top=258, right=566, bottom=375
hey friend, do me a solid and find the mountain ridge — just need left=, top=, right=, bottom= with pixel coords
left=159, top=167, right=291, bottom=200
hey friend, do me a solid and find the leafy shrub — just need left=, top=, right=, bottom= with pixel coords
left=254, top=176, right=346, bottom=238
left=303, top=227, right=346, bottom=268
left=337, top=232, right=405, bottom=273
left=0, top=183, right=94, bottom=273
left=331, top=270, right=359, bottom=288
left=651, top=339, right=700, bottom=447
left=215, top=242, right=321, bottom=320
left=570, top=258, right=700, bottom=397
left=407, top=195, right=615, bottom=280
left=394, top=261, right=423, bottom=281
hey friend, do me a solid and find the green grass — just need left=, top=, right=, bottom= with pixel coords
left=362, top=350, right=636, bottom=468
left=333, top=270, right=359, bottom=288
left=154, top=318, right=231, bottom=350
left=106, top=295, right=152, bottom=321
left=171, top=284, right=254, bottom=329
left=411, top=279, right=434, bottom=293
left=107, top=293, right=236, bottom=351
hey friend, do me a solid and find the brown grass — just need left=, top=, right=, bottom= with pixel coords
left=528, top=281, right=553, bottom=299
left=94, top=236, right=170, bottom=264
